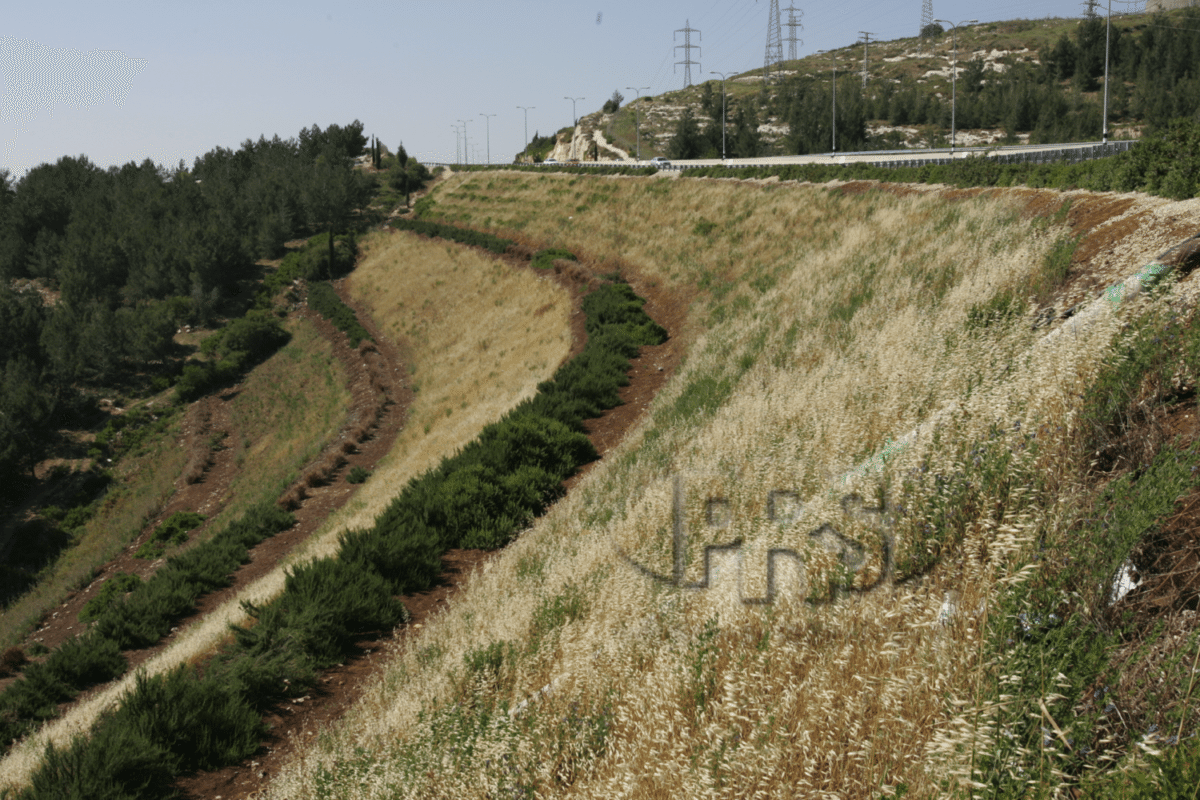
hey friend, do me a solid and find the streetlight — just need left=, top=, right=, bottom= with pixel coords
left=565, top=96, right=585, bottom=126
left=451, top=124, right=462, bottom=164
left=1102, top=0, right=1112, bottom=143
left=817, top=50, right=838, bottom=154
left=457, top=119, right=471, bottom=165
left=626, top=86, right=650, bottom=161
left=934, top=19, right=977, bottom=155
left=709, top=72, right=729, bottom=160
left=517, top=106, right=535, bottom=162
left=479, top=113, right=495, bottom=165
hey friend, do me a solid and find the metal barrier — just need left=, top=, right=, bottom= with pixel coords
left=425, top=140, right=1136, bottom=173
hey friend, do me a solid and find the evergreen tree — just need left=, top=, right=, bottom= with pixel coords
left=668, top=108, right=705, bottom=159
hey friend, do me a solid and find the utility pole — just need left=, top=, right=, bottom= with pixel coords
left=859, top=31, right=875, bottom=88
left=1102, top=0, right=1112, bottom=142
left=565, top=96, right=585, bottom=126
left=784, top=5, right=804, bottom=62
left=478, top=113, right=495, bottom=165
left=457, top=119, right=471, bottom=165
left=934, top=19, right=977, bottom=154
left=451, top=124, right=462, bottom=164
left=517, top=106, right=535, bottom=161
left=763, top=1, right=782, bottom=84
left=710, top=72, right=729, bottom=160
left=626, top=86, right=650, bottom=161
left=675, top=20, right=701, bottom=87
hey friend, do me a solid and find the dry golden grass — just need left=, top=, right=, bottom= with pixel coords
left=260, top=176, right=1200, bottom=799
left=0, top=240, right=572, bottom=791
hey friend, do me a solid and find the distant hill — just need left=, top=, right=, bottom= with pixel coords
left=522, top=6, right=1200, bottom=162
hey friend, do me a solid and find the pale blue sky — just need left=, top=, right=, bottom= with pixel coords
left=2, top=0, right=1135, bottom=177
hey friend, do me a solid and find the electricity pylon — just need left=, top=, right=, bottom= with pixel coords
left=763, top=0, right=782, bottom=84
left=675, top=20, right=701, bottom=87
left=784, top=5, right=804, bottom=62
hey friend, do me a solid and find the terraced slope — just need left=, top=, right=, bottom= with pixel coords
left=255, top=171, right=1200, bottom=799
left=0, top=228, right=577, bottom=793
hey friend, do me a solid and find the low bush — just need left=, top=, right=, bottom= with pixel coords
left=0, top=502, right=293, bottom=756
left=531, top=248, right=576, bottom=270
left=234, top=557, right=407, bottom=668
left=0, top=631, right=125, bottom=749
left=78, top=572, right=142, bottom=622
left=175, top=313, right=291, bottom=402
left=346, top=466, right=370, bottom=484
left=307, top=281, right=372, bottom=347
left=265, top=232, right=357, bottom=294
left=387, top=217, right=514, bottom=254
left=134, top=510, right=205, bottom=559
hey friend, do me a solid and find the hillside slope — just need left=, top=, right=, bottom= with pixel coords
left=528, top=7, right=1200, bottom=162
left=252, top=172, right=1200, bottom=798
left=0, top=229, right=576, bottom=792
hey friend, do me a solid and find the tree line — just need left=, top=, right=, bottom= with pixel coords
left=0, top=121, right=377, bottom=492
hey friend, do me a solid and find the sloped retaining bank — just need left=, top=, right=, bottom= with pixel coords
left=7, top=275, right=666, bottom=800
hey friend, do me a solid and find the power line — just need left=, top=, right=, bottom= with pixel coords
left=675, top=20, right=702, bottom=87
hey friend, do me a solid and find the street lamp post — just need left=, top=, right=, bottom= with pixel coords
left=517, top=106, right=535, bottom=162
left=479, top=113, right=495, bottom=165
left=565, top=96, right=585, bottom=126
left=457, top=119, right=471, bottom=165
left=626, top=86, right=650, bottom=161
left=817, top=50, right=838, bottom=154
left=934, top=19, right=977, bottom=155
left=710, top=72, right=729, bottom=160
left=451, top=124, right=462, bottom=164
left=1102, top=0, right=1112, bottom=143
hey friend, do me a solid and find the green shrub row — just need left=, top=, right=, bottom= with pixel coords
left=386, top=217, right=515, bottom=254
left=175, top=312, right=291, bottom=402
left=133, top=511, right=206, bottom=560
left=531, top=248, right=576, bottom=271
left=0, top=502, right=293, bottom=756
left=10, top=274, right=665, bottom=796
left=306, top=282, right=372, bottom=347
left=77, top=572, right=142, bottom=623
left=0, top=632, right=126, bottom=754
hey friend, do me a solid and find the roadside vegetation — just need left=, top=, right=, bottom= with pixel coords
left=239, top=170, right=1200, bottom=799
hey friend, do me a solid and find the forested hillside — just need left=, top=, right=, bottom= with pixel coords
left=0, top=121, right=372, bottom=492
